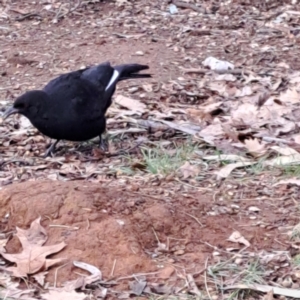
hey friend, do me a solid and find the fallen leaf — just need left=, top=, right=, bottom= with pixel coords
left=224, top=283, right=300, bottom=298
left=42, top=290, right=87, bottom=300
left=271, top=145, right=299, bottom=156
left=279, top=88, right=300, bottom=104
left=0, top=218, right=66, bottom=277
left=0, top=273, right=35, bottom=299
left=244, top=139, right=267, bottom=158
left=231, top=103, right=258, bottom=125
left=273, top=178, right=300, bottom=186
left=228, top=231, right=250, bottom=247
left=115, top=95, right=146, bottom=112
left=33, top=271, right=48, bottom=286
left=202, top=56, right=234, bottom=72
left=215, top=74, right=237, bottom=81
left=216, top=161, right=255, bottom=178
left=0, top=238, right=8, bottom=252
left=178, top=162, right=200, bottom=179
left=129, top=280, right=147, bottom=296
left=263, top=289, right=274, bottom=300
left=264, top=154, right=300, bottom=166
left=155, top=119, right=200, bottom=135
left=62, top=261, right=102, bottom=291
left=198, top=123, right=224, bottom=138
left=292, top=134, right=300, bottom=144
left=202, top=154, right=251, bottom=162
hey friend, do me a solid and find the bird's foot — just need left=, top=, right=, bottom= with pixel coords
left=99, top=135, right=109, bottom=152
left=43, top=140, right=60, bottom=158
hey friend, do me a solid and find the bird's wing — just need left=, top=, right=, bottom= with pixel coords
left=81, top=62, right=118, bottom=92
left=81, top=62, right=120, bottom=113
left=43, top=71, right=105, bottom=116
left=43, top=68, right=87, bottom=94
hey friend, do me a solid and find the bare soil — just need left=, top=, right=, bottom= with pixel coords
left=0, top=179, right=295, bottom=288
left=1, top=0, right=300, bottom=298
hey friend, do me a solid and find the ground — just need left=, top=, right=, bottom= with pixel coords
left=1, top=0, right=300, bottom=299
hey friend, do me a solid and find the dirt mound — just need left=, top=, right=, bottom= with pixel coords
left=0, top=180, right=203, bottom=285
left=0, top=180, right=289, bottom=288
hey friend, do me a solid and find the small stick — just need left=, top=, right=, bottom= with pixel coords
left=172, top=0, right=205, bottom=13
left=54, top=262, right=70, bottom=288
left=49, top=225, right=79, bottom=230
left=110, top=259, right=117, bottom=278
left=152, top=227, right=161, bottom=244
left=204, top=257, right=212, bottom=300
left=182, top=212, right=204, bottom=227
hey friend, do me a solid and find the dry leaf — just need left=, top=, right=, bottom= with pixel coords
left=292, top=134, right=300, bottom=144
left=129, top=280, right=147, bottom=296
left=114, top=95, right=146, bottom=112
left=202, top=56, right=234, bottom=72
left=0, top=218, right=66, bottom=277
left=264, top=154, right=300, bottom=166
left=279, top=88, right=300, bottom=104
left=216, top=161, right=255, bottom=179
left=271, top=146, right=299, bottom=156
left=61, top=261, right=102, bottom=292
left=231, top=103, right=258, bottom=125
left=263, top=289, right=274, bottom=300
left=202, top=154, right=251, bottom=162
left=224, top=283, right=300, bottom=298
left=198, top=123, right=224, bottom=138
left=215, top=74, right=237, bottom=81
left=228, top=231, right=250, bottom=247
left=155, top=119, right=200, bottom=135
left=244, top=138, right=267, bottom=158
left=273, top=178, right=300, bottom=186
left=33, top=271, right=48, bottom=286
left=42, top=290, right=87, bottom=300
left=0, top=238, right=8, bottom=252
left=178, top=162, right=200, bottom=179
left=0, top=273, right=35, bottom=299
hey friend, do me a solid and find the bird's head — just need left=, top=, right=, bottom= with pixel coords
left=3, top=90, right=47, bottom=120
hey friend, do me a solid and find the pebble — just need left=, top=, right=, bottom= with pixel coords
left=135, top=51, right=144, bottom=56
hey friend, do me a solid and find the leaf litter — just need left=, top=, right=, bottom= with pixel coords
left=1, top=0, right=300, bottom=299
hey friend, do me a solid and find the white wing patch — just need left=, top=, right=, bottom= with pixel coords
left=105, top=70, right=119, bottom=91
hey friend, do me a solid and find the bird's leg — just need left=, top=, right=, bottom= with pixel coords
left=43, top=139, right=60, bottom=158
left=99, top=132, right=109, bottom=152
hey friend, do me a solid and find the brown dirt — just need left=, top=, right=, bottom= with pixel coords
left=1, top=0, right=300, bottom=298
left=0, top=180, right=294, bottom=288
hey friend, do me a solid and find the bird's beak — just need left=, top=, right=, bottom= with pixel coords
left=2, top=107, right=19, bottom=120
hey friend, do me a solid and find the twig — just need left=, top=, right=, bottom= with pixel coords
left=255, top=135, right=290, bottom=144
left=110, top=259, right=117, bottom=278
left=53, top=0, right=81, bottom=22
left=172, top=0, right=206, bottom=13
left=152, top=227, right=161, bottom=244
left=131, top=192, right=168, bottom=201
left=54, top=262, right=70, bottom=288
left=181, top=67, right=250, bottom=76
left=107, top=140, right=144, bottom=157
left=204, top=257, right=212, bottom=300
left=49, top=225, right=79, bottom=230
left=182, top=211, right=204, bottom=227
left=175, top=178, right=213, bottom=191
left=15, top=13, right=42, bottom=21
left=115, top=271, right=161, bottom=281
left=187, top=273, right=202, bottom=297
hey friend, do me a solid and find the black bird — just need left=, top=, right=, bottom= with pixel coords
left=3, top=62, right=151, bottom=157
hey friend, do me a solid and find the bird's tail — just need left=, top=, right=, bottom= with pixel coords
left=114, top=64, right=152, bottom=81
